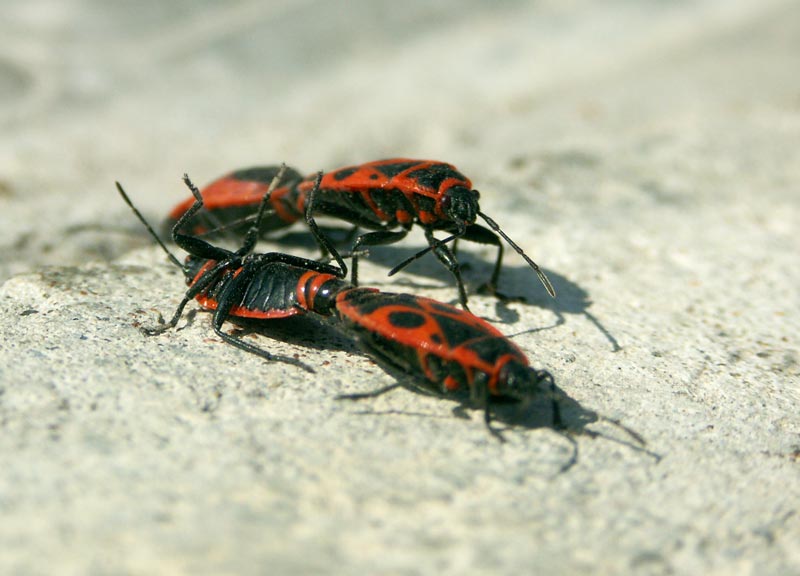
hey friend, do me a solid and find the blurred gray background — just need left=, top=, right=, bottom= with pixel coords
left=1, top=1, right=798, bottom=574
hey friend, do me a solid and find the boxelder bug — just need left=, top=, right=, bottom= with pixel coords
left=118, top=166, right=560, bottom=437
left=163, top=158, right=556, bottom=310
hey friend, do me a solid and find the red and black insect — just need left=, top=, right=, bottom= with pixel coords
left=118, top=167, right=343, bottom=370
left=164, top=158, right=556, bottom=310
left=332, top=290, right=560, bottom=437
left=118, top=167, right=558, bottom=435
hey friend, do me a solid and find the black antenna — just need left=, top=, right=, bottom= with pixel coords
left=478, top=211, right=555, bottom=298
left=116, top=181, right=183, bottom=269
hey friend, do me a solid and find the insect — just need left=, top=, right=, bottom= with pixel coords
left=163, top=158, right=556, bottom=310
left=332, top=290, right=561, bottom=438
left=118, top=166, right=558, bottom=436
left=117, top=166, right=343, bottom=370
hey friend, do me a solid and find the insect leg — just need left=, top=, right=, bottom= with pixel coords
left=305, top=172, right=348, bottom=278
left=349, top=229, right=409, bottom=286
left=141, top=259, right=231, bottom=335
left=424, top=228, right=470, bottom=311
left=210, top=268, right=314, bottom=372
left=458, top=223, right=514, bottom=299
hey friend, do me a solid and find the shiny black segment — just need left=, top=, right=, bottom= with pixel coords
left=332, top=167, right=359, bottom=181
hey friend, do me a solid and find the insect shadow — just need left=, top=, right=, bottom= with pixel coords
left=221, top=313, right=360, bottom=356
left=336, top=356, right=657, bottom=473
left=500, top=267, right=622, bottom=352
left=487, top=384, right=659, bottom=469
left=205, top=297, right=648, bottom=472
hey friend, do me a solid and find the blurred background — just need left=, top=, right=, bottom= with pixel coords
left=3, top=0, right=795, bottom=281
left=1, top=1, right=798, bottom=574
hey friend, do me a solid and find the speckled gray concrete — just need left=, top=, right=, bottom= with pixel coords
left=1, top=1, right=799, bottom=574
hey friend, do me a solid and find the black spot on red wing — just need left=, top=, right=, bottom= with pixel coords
left=374, top=161, right=422, bottom=178
left=428, top=312, right=494, bottom=348
left=406, top=164, right=468, bottom=191
left=388, top=310, right=426, bottom=329
left=332, top=167, right=359, bottom=181
left=462, top=337, right=526, bottom=367
left=369, top=174, right=379, bottom=180
left=356, top=331, right=428, bottom=383
left=230, top=166, right=303, bottom=184
left=431, top=333, right=443, bottom=344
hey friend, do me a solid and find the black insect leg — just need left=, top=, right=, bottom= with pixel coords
left=349, top=228, right=409, bottom=286
left=141, top=295, right=193, bottom=336
left=424, top=228, right=470, bottom=311
left=470, top=374, right=505, bottom=442
left=305, top=172, right=348, bottom=279
left=176, top=175, right=240, bottom=262
left=141, top=259, right=232, bottom=336
left=483, top=406, right=506, bottom=442
left=458, top=223, right=525, bottom=302
left=145, top=169, right=279, bottom=335
left=533, top=370, right=577, bottom=474
left=536, top=369, right=563, bottom=429
left=210, top=267, right=314, bottom=372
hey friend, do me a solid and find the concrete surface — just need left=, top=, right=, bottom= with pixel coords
left=1, top=1, right=799, bottom=574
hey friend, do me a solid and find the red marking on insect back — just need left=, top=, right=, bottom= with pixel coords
left=163, top=166, right=306, bottom=238
left=361, top=189, right=391, bottom=221
left=195, top=295, right=301, bottom=320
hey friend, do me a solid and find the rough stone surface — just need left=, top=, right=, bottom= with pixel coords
left=1, top=1, right=798, bottom=574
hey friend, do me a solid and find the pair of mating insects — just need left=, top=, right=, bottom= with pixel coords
left=118, top=159, right=569, bottom=439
